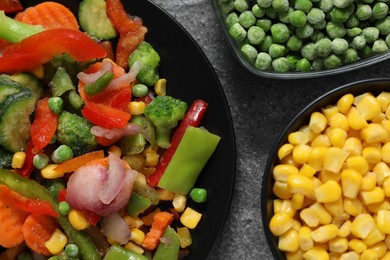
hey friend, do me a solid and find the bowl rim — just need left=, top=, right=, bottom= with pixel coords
left=261, top=77, right=390, bottom=258
left=211, top=0, right=390, bottom=80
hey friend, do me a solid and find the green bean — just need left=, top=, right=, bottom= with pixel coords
left=301, top=42, right=318, bottom=60
left=247, top=26, right=266, bottom=44
left=362, top=27, right=379, bottom=43
left=290, top=10, right=307, bottom=27
left=255, top=52, right=272, bottom=70
left=226, top=12, right=240, bottom=28
left=372, top=39, right=389, bottom=53
left=234, top=0, right=250, bottom=12
left=229, top=23, right=247, bottom=42
left=256, top=19, right=272, bottom=32
left=315, top=38, right=332, bottom=57
left=343, top=48, right=359, bottom=64
left=269, top=43, right=286, bottom=58
left=239, top=10, right=256, bottom=28
left=296, top=23, right=314, bottom=39
left=307, top=8, right=325, bottom=25
left=287, top=35, right=303, bottom=51
left=356, top=4, right=372, bottom=21
left=372, top=2, right=389, bottom=19
left=252, top=4, right=266, bottom=18
left=241, top=44, right=258, bottom=62
left=323, top=54, right=342, bottom=69
left=83, top=71, right=114, bottom=96
left=272, top=0, right=289, bottom=13
left=270, top=23, right=290, bottom=43
left=272, top=57, right=290, bottom=72
left=296, top=58, right=311, bottom=71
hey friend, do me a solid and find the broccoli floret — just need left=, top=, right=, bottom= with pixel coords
left=56, top=111, right=97, bottom=156
left=144, top=95, right=187, bottom=149
left=0, top=146, right=12, bottom=169
left=128, top=41, right=160, bottom=86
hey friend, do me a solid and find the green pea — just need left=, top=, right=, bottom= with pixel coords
left=359, top=45, right=373, bottom=58
left=33, top=153, right=49, bottom=170
left=386, top=34, right=390, bottom=48
left=294, top=0, right=313, bottom=13
left=296, top=23, right=314, bottom=39
left=255, top=52, right=272, bottom=70
left=296, top=58, right=311, bottom=72
left=48, top=97, right=63, bottom=114
left=239, top=11, right=256, bottom=28
left=265, top=6, right=278, bottom=19
left=269, top=43, right=286, bottom=58
left=332, top=38, right=348, bottom=54
left=229, top=23, right=247, bottom=42
left=372, top=39, right=389, bottom=53
left=307, top=8, right=325, bottom=25
left=312, top=20, right=327, bottom=30
left=311, top=31, right=325, bottom=42
left=59, top=201, right=71, bottom=215
left=343, top=48, right=359, bottom=64
left=51, top=145, right=73, bottom=164
left=323, top=54, right=342, bottom=69
left=372, top=2, right=389, bottom=19
left=226, top=12, right=239, bottom=28
left=333, top=0, right=352, bottom=8
left=301, top=42, right=318, bottom=61
left=356, top=4, right=372, bottom=21
left=234, top=0, right=250, bottom=12
left=256, top=19, right=272, bottom=32
left=362, top=27, right=379, bottom=43
left=376, top=17, right=390, bottom=35
left=312, top=58, right=324, bottom=70
left=272, top=0, right=289, bottom=13
left=326, top=21, right=346, bottom=39
left=290, top=10, right=307, bottom=27
left=270, top=23, right=290, bottom=43
left=352, top=35, right=367, bottom=49
left=220, top=0, right=235, bottom=14
left=272, top=57, right=290, bottom=72
left=345, top=14, right=360, bottom=28
left=132, top=84, right=148, bottom=97
left=241, top=44, right=258, bottom=62
left=259, top=35, right=274, bottom=52
left=252, top=4, right=266, bottom=18
left=278, top=8, right=294, bottom=24
left=346, top=27, right=362, bottom=38
left=65, top=244, right=79, bottom=257
left=285, top=54, right=300, bottom=70
left=319, top=0, right=334, bottom=13
left=190, top=188, right=208, bottom=203
left=315, top=38, right=332, bottom=57
left=247, top=26, right=266, bottom=44
left=287, top=35, right=303, bottom=51
left=329, top=7, right=350, bottom=23
left=257, top=0, right=272, bottom=8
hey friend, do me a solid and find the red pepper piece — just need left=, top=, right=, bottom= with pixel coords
left=147, top=99, right=208, bottom=186
left=30, top=98, right=58, bottom=154
left=58, top=189, right=67, bottom=202
left=0, top=0, right=23, bottom=13
left=83, top=210, right=101, bottom=225
left=16, top=141, right=35, bottom=178
left=12, top=197, right=58, bottom=217
left=0, top=28, right=106, bottom=74
left=82, top=101, right=130, bottom=129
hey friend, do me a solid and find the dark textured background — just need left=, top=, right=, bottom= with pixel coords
left=151, top=0, right=390, bottom=259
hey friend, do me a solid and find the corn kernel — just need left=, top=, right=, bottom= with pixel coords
left=360, top=248, right=379, bottom=260
left=343, top=198, right=363, bottom=217
left=373, top=162, right=390, bottom=186
left=44, top=228, right=68, bottom=255
left=286, top=250, right=304, bottom=260
left=382, top=251, right=390, bottom=260
left=360, top=186, right=385, bottom=205
left=315, top=180, right=341, bottom=203
left=340, top=251, right=359, bottom=260
left=361, top=123, right=388, bottom=144
left=12, top=152, right=26, bottom=169
left=274, top=199, right=296, bottom=218
left=338, top=220, right=351, bottom=237
left=128, top=101, right=146, bottom=115
left=364, top=227, right=385, bottom=246
left=269, top=212, right=294, bottom=236
left=133, top=216, right=144, bottom=229
left=329, top=237, right=348, bottom=253
left=347, top=107, right=368, bottom=130
left=31, top=65, right=44, bottom=79
left=124, top=241, right=144, bottom=255
left=329, top=113, right=349, bottom=131
left=288, top=131, right=309, bottom=145
left=300, top=203, right=332, bottom=227
left=311, top=224, right=338, bottom=243
left=123, top=215, right=136, bottom=228
left=308, top=147, right=326, bottom=171
left=329, top=128, right=348, bottom=148
left=368, top=241, right=387, bottom=258
left=346, top=155, right=369, bottom=175
left=157, top=188, right=175, bottom=201
left=291, top=193, right=305, bottom=210
left=356, top=94, right=382, bottom=120
left=382, top=142, right=390, bottom=163
left=177, top=227, right=192, bottom=248
left=340, top=169, right=362, bottom=199
left=324, top=198, right=344, bottom=216
left=323, top=147, right=349, bottom=173
left=322, top=105, right=339, bottom=121
left=350, top=213, right=376, bottom=239
left=309, top=112, right=327, bottom=134
left=107, top=236, right=120, bottom=245
left=68, top=209, right=89, bottom=230
left=273, top=164, right=299, bottom=182
left=360, top=172, right=377, bottom=191
left=377, top=210, right=390, bottom=234
left=180, top=207, right=202, bottom=229
left=349, top=238, right=367, bottom=253
left=302, top=246, right=329, bottom=260
left=377, top=91, right=390, bottom=111
left=337, top=93, right=354, bottom=113
left=41, top=164, right=64, bottom=179
left=366, top=200, right=390, bottom=214
left=298, top=226, right=313, bottom=251
left=278, top=229, right=299, bottom=252
left=172, top=193, right=187, bottom=213
left=342, top=137, right=362, bottom=155
left=331, top=212, right=349, bottom=227
left=129, top=228, right=145, bottom=245
left=287, top=174, right=315, bottom=196
left=108, top=145, right=122, bottom=158
left=292, top=144, right=311, bottom=165
left=362, top=146, right=382, bottom=164
left=278, top=143, right=294, bottom=160
left=154, top=78, right=167, bottom=96
left=273, top=181, right=292, bottom=200
left=311, top=134, right=331, bottom=148
left=371, top=111, right=386, bottom=123
left=383, top=176, right=390, bottom=197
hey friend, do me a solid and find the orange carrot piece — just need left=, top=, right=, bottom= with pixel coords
left=15, top=1, right=79, bottom=30
left=0, top=186, right=29, bottom=248
left=22, top=213, right=58, bottom=256
left=143, top=211, right=174, bottom=250
left=54, top=150, right=105, bottom=173
left=85, top=157, right=109, bottom=168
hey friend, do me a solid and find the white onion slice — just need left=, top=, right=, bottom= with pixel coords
left=90, top=123, right=142, bottom=140
left=101, top=212, right=131, bottom=244
left=104, top=61, right=142, bottom=92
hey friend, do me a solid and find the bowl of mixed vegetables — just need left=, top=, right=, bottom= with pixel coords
left=262, top=78, right=390, bottom=258
left=0, top=0, right=236, bottom=259
left=212, top=0, right=390, bottom=79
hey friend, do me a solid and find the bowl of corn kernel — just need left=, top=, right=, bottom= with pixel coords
left=261, top=78, right=390, bottom=259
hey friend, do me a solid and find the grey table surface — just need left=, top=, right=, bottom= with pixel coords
left=149, top=0, right=390, bottom=259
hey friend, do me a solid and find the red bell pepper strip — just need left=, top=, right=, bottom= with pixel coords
left=147, top=99, right=208, bottom=186
left=16, top=141, right=35, bottom=178
left=0, top=0, right=23, bottom=13
left=58, top=189, right=67, bottom=202
left=0, top=28, right=106, bottom=74
left=82, top=101, right=131, bottom=129
left=12, top=197, right=58, bottom=217
left=30, top=98, right=58, bottom=154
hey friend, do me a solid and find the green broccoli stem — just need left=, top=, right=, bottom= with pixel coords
left=0, top=11, right=44, bottom=43
left=156, top=128, right=172, bottom=149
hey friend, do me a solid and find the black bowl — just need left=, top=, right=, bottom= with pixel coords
left=261, top=78, right=390, bottom=259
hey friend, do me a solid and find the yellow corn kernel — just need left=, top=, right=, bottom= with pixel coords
left=156, top=188, right=175, bottom=201
left=123, top=215, right=136, bottom=228
left=356, top=94, right=382, bottom=120
left=12, top=152, right=26, bottom=169
left=132, top=216, right=144, bottom=229
left=373, top=162, right=390, bottom=186
left=331, top=212, right=350, bottom=227
left=302, top=246, right=329, bottom=260
left=361, top=123, right=388, bottom=144
left=180, top=207, right=202, bottom=229
left=311, top=134, right=331, bottom=148
left=269, top=212, right=294, bottom=236
left=376, top=91, right=390, bottom=111
left=329, top=113, right=349, bottom=131
left=172, top=193, right=187, bottom=213
left=323, top=147, right=349, bottom=173
left=309, top=112, right=328, bottom=134
left=347, top=107, right=368, bottom=130
left=351, top=213, right=376, bottom=239
left=144, top=152, right=159, bottom=167
left=41, top=164, right=63, bottom=179
left=366, top=200, right=390, bottom=214
left=315, top=180, right=341, bottom=203
left=324, top=198, right=344, bottom=217
left=291, top=193, right=305, bottom=210
left=124, top=241, right=144, bottom=255
left=300, top=202, right=332, bottom=227
left=371, top=112, right=386, bottom=123
left=349, top=239, right=367, bottom=253
left=360, top=186, right=385, bottom=205
left=382, top=142, right=390, bottom=163
left=322, top=105, right=339, bottom=120
left=360, top=172, right=377, bottom=191
left=108, top=145, right=122, bottom=158
left=341, top=169, right=362, bottom=199
left=362, top=146, right=382, bottom=164
left=286, top=250, right=304, bottom=260
left=329, top=128, right=348, bottom=148
left=300, top=125, right=316, bottom=142
left=154, top=78, right=166, bottom=96
left=308, top=147, right=326, bottom=171
left=278, top=143, right=294, bottom=160
left=298, top=226, right=314, bottom=251
left=383, top=176, right=390, bottom=197
left=273, top=181, right=292, bottom=200
left=292, top=144, right=311, bottom=165
left=338, top=220, right=351, bottom=237
left=44, top=228, right=68, bottom=255
left=364, top=227, right=385, bottom=246
left=382, top=251, right=390, bottom=260
left=346, top=155, right=369, bottom=175
left=337, top=93, right=354, bottom=113
left=31, top=65, right=44, bottom=79
left=107, top=236, right=120, bottom=245
left=278, top=229, right=299, bottom=252
left=177, top=227, right=192, bottom=248
left=288, top=131, right=309, bottom=145
left=318, top=169, right=341, bottom=183
left=68, top=209, right=89, bottom=230
left=311, top=224, right=338, bottom=243
left=291, top=218, right=302, bottom=231
left=376, top=210, right=390, bottom=234
left=329, top=237, right=348, bottom=253
left=382, top=119, right=390, bottom=133
left=128, top=101, right=146, bottom=115
left=274, top=199, right=296, bottom=218
left=361, top=248, right=379, bottom=260
left=298, top=165, right=315, bottom=179
left=343, top=198, right=363, bottom=217
left=287, top=174, right=315, bottom=196
left=273, top=164, right=299, bottom=182
left=369, top=241, right=387, bottom=258
left=129, top=228, right=145, bottom=245
left=342, top=137, right=362, bottom=156
left=340, top=251, right=359, bottom=260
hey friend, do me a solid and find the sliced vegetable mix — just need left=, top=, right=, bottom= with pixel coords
left=0, top=1, right=221, bottom=259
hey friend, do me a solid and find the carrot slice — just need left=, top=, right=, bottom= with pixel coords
left=15, top=1, right=79, bottom=30
left=54, top=150, right=105, bottom=173
left=143, top=211, right=174, bottom=250
left=0, top=185, right=29, bottom=248
left=22, top=213, right=58, bottom=256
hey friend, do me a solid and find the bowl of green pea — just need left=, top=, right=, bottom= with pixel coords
left=212, top=0, right=390, bottom=79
